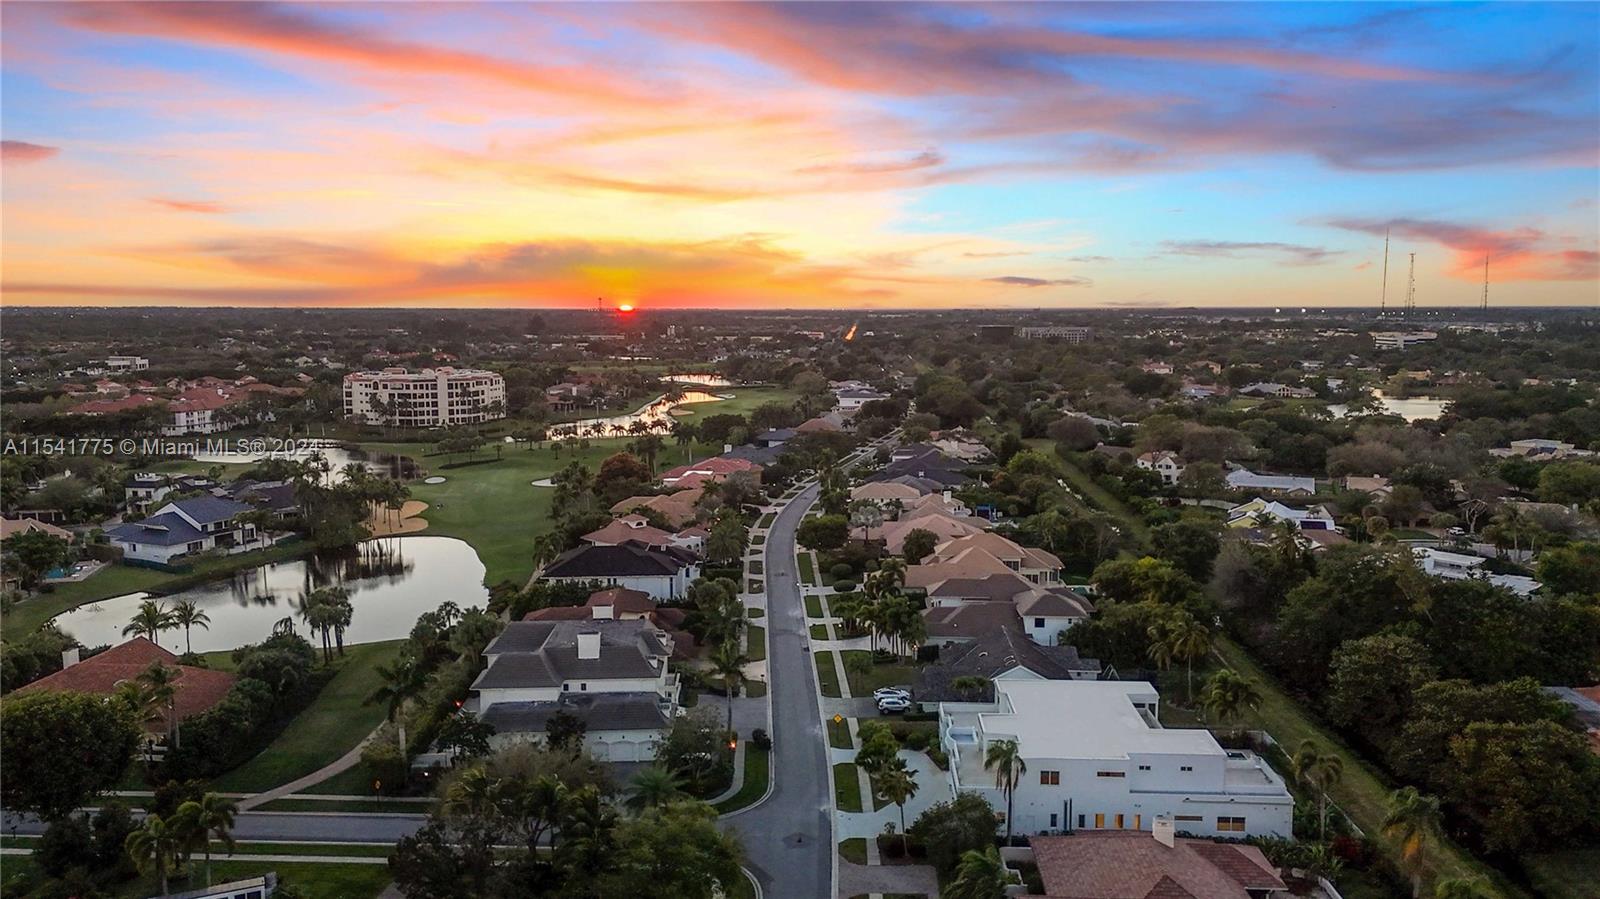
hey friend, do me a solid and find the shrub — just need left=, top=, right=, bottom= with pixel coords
left=751, top=728, right=772, bottom=751
left=829, top=562, right=855, bottom=581
left=833, top=580, right=857, bottom=594
left=361, top=733, right=408, bottom=795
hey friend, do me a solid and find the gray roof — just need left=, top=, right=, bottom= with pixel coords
left=476, top=620, right=669, bottom=689
left=166, top=495, right=252, bottom=525
left=106, top=512, right=204, bottom=547
left=917, top=607, right=1100, bottom=702
left=480, top=692, right=670, bottom=735
left=542, top=543, right=693, bottom=579
left=722, top=444, right=785, bottom=466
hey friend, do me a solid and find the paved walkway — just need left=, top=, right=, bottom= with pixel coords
left=834, top=751, right=951, bottom=841
left=837, top=858, right=940, bottom=898
left=236, top=725, right=384, bottom=811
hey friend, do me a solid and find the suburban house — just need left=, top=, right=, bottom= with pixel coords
left=834, top=386, right=890, bottom=411
left=866, top=513, right=989, bottom=555
left=581, top=514, right=704, bottom=554
left=1414, top=547, right=1540, bottom=596
left=851, top=481, right=923, bottom=505
left=124, top=472, right=219, bottom=514
left=0, top=516, right=75, bottom=544
left=939, top=680, right=1295, bottom=838
left=918, top=533, right=1065, bottom=586
left=795, top=411, right=848, bottom=434
left=918, top=602, right=1101, bottom=704
left=1224, top=468, right=1317, bottom=495
left=1237, top=382, right=1316, bottom=399
left=14, top=639, right=236, bottom=735
left=1489, top=438, right=1596, bottom=460
left=538, top=543, right=700, bottom=600
left=1341, top=474, right=1393, bottom=496
left=470, top=619, right=679, bottom=761
left=522, top=588, right=695, bottom=659
left=1225, top=497, right=1337, bottom=531
left=865, top=448, right=971, bottom=488
left=1135, top=451, right=1185, bottom=486
left=544, top=381, right=593, bottom=411
left=611, top=488, right=703, bottom=529
left=658, top=456, right=762, bottom=490
left=1017, top=827, right=1288, bottom=899
left=107, top=496, right=263, bottom=566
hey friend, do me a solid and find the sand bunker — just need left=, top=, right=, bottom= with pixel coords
left=367, top=500, right=430, bottom=537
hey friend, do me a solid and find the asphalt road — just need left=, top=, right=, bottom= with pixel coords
left=723, top=481, right=834, bottom=899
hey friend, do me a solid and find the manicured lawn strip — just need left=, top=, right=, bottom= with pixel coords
left=209, top=860, right=391, bottom=899
left=297, top=762, right=394, bottom=795
left=1213, top=636, right=1525, bottom=896
left=839, top=838, right=868, bottom=865
left=814, top=652, right=841, bottom=698
left=810, top=624, right=830, bottom=641
left=827, top=715, right=854, bottom=750
left=804, top=595, right=824, bottom=618
left=748, top=560, right=764, bottom=575
left=714, top=744, right=771, bottom=813
left=747, top=608, right=764, bottom=619
left=833, top=763, right=863, bottom=812
left=758, top=513, right=776, bottom=528
left=256, top=797, right=431, bottom=814
left=839, top=650, right=919, bottom=696
left=227, top=842, right=395, bottom=858
left=1522, top=848, right=1600, bottom=899
left=4, top=541, right=312, bottom=636
left=746, top=624, right=767, bottom=662
left=798, top=553, right=817, bottom=585
left=745, top=681, right=768, bottom=699
left=209, top=640, right=403, bottom=793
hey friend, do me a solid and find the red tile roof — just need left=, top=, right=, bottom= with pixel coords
left=1025, top=832, right=1285, bottom=899
left=13, top=638, right=237, bottom=731
left=588, top=587, right=656, bottom=615
left=70, top=394, right=161, bottom=415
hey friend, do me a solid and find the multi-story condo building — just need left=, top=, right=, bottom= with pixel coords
left=940, top=680, right=1294, bottom=839
left=104, top=355, right=150, bottom=372
left=1371, top=331, right=1438, bottom=350
left=343, top=367, right=506, bottom=427
left=1017, top=326, right=1092, bottom=343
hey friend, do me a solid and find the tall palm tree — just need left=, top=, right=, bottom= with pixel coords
left=138, top=661, right=182, bottom=748
left=1201, top=668, right=1262, bottom=739
left=444, top=765, right=500, bottom=821
left=625, top=766, right=685, bottom=813
left=125, top=814, right=183, bottom=897
left=872, top=758, right=919, bottom=856
left=173, top=793, right=237, bottom=887
left=367, top=656, right=429, bottom=754
left=168, top=600, right=211, bottom=655
left=1291, top=740, right=1345, bottom=840
left=1167, top=612, right=1210, bottom=703
left=945, top=845, right=1008, bottom=899
left=709, top=640, right=750, bottom=735
left=1382, top=786, right=1442, bottom=899
left=123, top=599, right=175, bottom=646
left=983, top=739, right=1027, bottom=844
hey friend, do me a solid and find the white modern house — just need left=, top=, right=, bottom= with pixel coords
left=1225, top=468, right=1317, bottom=496
left=940, top=680, right=1294, bottom=838
left=1136, top=451, right=1186, bottom=486
left=1414, top=547, right=1540, bottom=597
left=106, top=496, right=263, bottom=565
left=1225, top=497, right=1337, bottom=531
left=470, top=619, right=680, bottom=761
left=835, top=386, right=890, bottom=411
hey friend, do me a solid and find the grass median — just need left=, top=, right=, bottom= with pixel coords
left=714, top=743, right=771, bottom=814
left=814, top=651, right=841, bottom=698
left=833, top=763, right=863, bottom=813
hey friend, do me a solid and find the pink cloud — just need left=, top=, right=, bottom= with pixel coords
left=1327, top=217, right=1599, bottom=281
left=2, top=140, right=60, bottom=165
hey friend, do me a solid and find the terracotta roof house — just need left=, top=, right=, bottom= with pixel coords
left=581, top=515, right=679, bottom=550
left=0, top=517, right=74, bottom=542
left=524, top=587, right=695, bottom=658
left=1023, top=829, right=1288, bottom=899
left=795, top=411, right=847, bottom=433
left=866, top=513, right=988, bottom=555
left=70, top=393, right=162, bottom=416
left=906, top=549, right=1016, bottom=589
left=658, top=456, right=762, bottom=490
left=610, top=488, right=703, bottom=529
left=929, top=533, right=1064, bottom=585
left=14, top=638, right=236, bottom=733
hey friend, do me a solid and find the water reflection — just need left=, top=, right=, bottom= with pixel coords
left=1328, top=391, right=1451, bottom=422
left=548, top=388, right=727, bottom=439
left=665, top=373, right=733, bottom=387
left=54, top=536, right=488, bottom=653
left=192, top=439, right=418, bottom=482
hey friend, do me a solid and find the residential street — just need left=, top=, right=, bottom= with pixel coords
left=722, top=481, right=835, bottom=899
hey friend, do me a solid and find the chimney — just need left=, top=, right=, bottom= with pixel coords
left=1152, top=816, right=1176, bottom=849
left=61, top=647, right=81, bottom=669
left=723, top=443, right=733, bottom=454
left=576, top=631, right=601, bottom=660
left=591, top=603, right=614, bottom=621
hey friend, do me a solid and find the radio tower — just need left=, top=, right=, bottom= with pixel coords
left=1480, top=254, right=1489, bottom=311
left=1379, top=228, right=1390, bottom=315
left=1405, top=253, right=1416, bottom=316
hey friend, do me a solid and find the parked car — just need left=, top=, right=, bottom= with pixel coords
left=872, top=687, right=911, bottom=702
left=877, top=696, right=911, bottom=714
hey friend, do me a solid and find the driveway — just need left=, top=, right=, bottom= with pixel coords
left=722, top=482, right=833, bottom=899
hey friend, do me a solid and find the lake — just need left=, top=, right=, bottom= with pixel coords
left=548, top=388, right=727, bottom=438
left=1328, top=391, right=1451, bottom=423
left=53, top=536, right=489, bottom=653
left=665, top=373, right=733, bottom=387
left=192, top=439, right=419, bottom=481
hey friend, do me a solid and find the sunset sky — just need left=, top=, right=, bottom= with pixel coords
left=2, top=1, right=1597, bottom=309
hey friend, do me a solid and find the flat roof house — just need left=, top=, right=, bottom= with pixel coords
left=940, top=680, right=1293, bottom=839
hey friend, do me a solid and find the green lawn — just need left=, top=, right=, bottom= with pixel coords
left=827, top=714, right=854, bottom=750
left=4, top=540, right=312, bottom=636
left=757, top=513, right=776, bottom=529
left=814, top=651, right=841, bottom=698
left=747, top=607, right=764, bottom=619
left=1522, top=848, right=1600, bottom=899
left=746, top=624, right=767, bottom=662
left=805, top=595, right=824, bottom=618
left=840, top=650, right=918, bottom=696
left=256, top=797, right=429, bottom=813
left=810, top=624, right=830, bottom=640
left=670, top=387, right=801, bottom=425
left=714, top=744, right=771, bottom=814
left=209, top=640, right=403, bottom=793
left=1055, top=456, right=1150, bottom=543
left=798, top=553, right=817, bottom=585
left=838, top=838, right=869, bottom=865
left=1213, top=636, right=1526, bottom=896
left=0, top=857, right=389, bottom=899
left=833, top=763, right=863, bottom=812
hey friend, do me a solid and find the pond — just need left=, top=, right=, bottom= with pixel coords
left=664, top=373, right=733, bottom=387
left=192, top=439, right=419, bottom=481
left=1328, top=391, right=1451, bottom=423
left=547, top=389, right=727, bottom=439
left=53, top=536, right=489, bottom=654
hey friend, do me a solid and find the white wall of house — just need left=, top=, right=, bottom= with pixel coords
left=544, top=568, right=697, bottom=600
left=475, top=674, right=665, bottom=708
left=1022, top=614, right=1078, bottom=647
left=487, top=727, right=664, bottom=761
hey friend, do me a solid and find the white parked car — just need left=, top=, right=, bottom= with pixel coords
left=877, top=696, right=911, bottom=714
left=872, top=687, right=911, bottom=702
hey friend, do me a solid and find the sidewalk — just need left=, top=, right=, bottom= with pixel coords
left=236, top=725, right=384, bottom=811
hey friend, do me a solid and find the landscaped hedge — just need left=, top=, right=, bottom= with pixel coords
left=164, top=634, right=320, bottom=780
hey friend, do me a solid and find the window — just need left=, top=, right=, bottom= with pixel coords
left=1175, top=815, right=1203, bottom=822
left=1180, top=765, right=1193, bottom=772
left=1034, top=617, right=1045, bottom=628
left=1095, top=771, right=1126, bottom=778
left=1217, top=816, right=1247, bottom=833
left=1138, top=764, right=1151, bottom=771
left=1049, top=814, right=1058, bottom=829
left=1094, top=813, right=1104, bottom=829
left=1077, top=814, right=1085, bottom=829
left=1114, top=814, right=1124, bottom=829
left=1134, top=814, right=1141, bottom=830
left=580, top=682, right=588, bottom=691
left=1039, top=770, right=1060, bottom=785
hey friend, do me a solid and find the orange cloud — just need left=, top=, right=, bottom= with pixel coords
left=1327, top=217, right=1599, bottom=281
left=1, top=140, right=60, bottom=165
left=149, top=197, right=229, bottom=214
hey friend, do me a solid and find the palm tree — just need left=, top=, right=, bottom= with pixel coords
left=625, top=766, right=685, bottom=812
left=1167, top=612, right=1210, bottom=704
left=1201, top=668, right=1262, bottom=739
left=1433, top=877, right=1495, bottom=899
left=983, top=738, right=1027, bottom=844
left=173, top=793, right=237, bottom=887
left=123, top=599, right=175, bottom=646
left=709, top=640, right=750, bottom=735
left=945, top=845, right=1008, bottom=899
left=444, top=765, right=500, bottom=821
left=138, top=661, right=182, bottom=748
left=872, top=758, right=919, bottom=856
left=1382, top=786, right=1442, bottom=898
left=367, top=656, right=429, bottom=754
left=168, top=600, right=211, bottom=655
left=531, top=532, right=566, bottom=574
left=1291, top=740, right=1344, bottom=840
left=125, top=814, right=183, bottom=897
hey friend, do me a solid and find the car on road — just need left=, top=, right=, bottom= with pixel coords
left=872, top=687, right=911, bottom=702
left=877, top=696, right=911, bottom=714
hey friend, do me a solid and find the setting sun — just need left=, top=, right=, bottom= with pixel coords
left=617, top=303, right=635, bottom=313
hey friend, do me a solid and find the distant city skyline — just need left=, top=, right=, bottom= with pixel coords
left=2, top=1, right=1596, bottom=309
